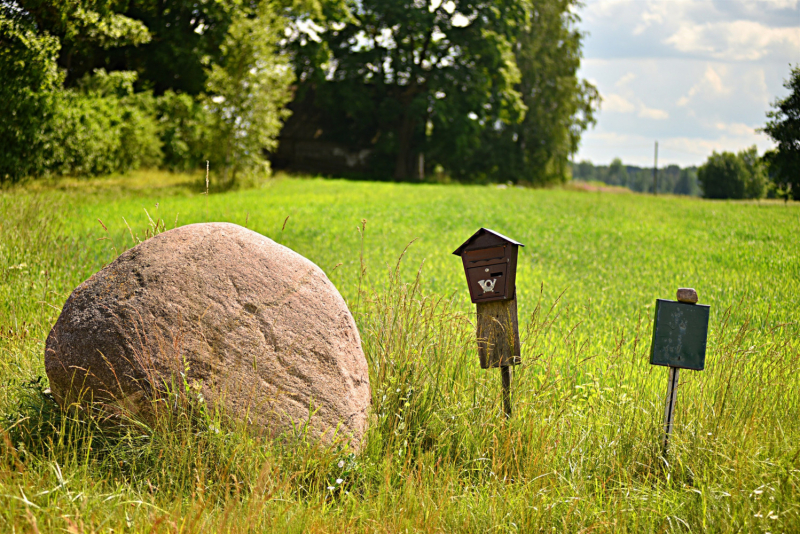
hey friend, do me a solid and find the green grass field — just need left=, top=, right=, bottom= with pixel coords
left=1, top=171, right=799, bottom=532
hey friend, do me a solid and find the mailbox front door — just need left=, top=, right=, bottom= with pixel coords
left=467, top=264, right=508, bottom=301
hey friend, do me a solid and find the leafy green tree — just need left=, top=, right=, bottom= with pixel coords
left=93, top=0, right=236, bottom=95
left=761, top=65, right=800, bottom=201
left=607, top=158, right=628, bottom=186
left=463, top=0, right=598, bottom=184
left=738, top=145, right=767, bottom=200
left=204, top=2, right=295, bottom=182
left=2, top=0, right=157, bottom=181
left=156, top=91, right=214, bottom=172
left=12, top=0, right=150, bottom=83
left=292, top=0, right=594, bottom=182
left=44, top=69, right=162, bottom=176
left=0, top=14, right=63, bottom=181
left=75, top=0, right=344, bottom=95
left=699, top=151, right=748, bottom=199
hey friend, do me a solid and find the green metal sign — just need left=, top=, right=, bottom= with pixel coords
left=650, top=299, right=710, bottom=371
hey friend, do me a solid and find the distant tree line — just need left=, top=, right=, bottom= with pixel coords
left=572, top=145, right=778, bottom=200
left=571, top=159, right=700, bottom=196
left=1, top=0, right=600, bottom=185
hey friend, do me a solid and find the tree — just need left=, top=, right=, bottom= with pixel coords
left=90, top=0, right=237, bottom=95
left=698, top=151, right=749, bottom=199
left=761, top=65, right=800, bottom=200
left=461, top=0, right=598, bottom=184
left=2, top=0, right=156, bottom=181
left=0, top=14, right=63, bottom=181
left=673, top=168, right=697, bottom=196
left=291, top=0, right=595, bottom=182
left=204, top=2, right=295, bottom=182
left=738, top=145, right=767, bottom=200
left=607, top=158, right=627, bottom=186
left=11, top=0, right=150, bottom=84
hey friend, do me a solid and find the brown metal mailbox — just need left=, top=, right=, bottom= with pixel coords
left=453, top=228, right=523, bottom=304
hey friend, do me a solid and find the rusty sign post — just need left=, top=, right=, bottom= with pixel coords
left=454, top=228, right=523, bottom=418
left=650, top=287, right=710, bottom=455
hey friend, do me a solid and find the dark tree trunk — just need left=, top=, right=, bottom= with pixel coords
left=393, top=111, right=417, bottom=180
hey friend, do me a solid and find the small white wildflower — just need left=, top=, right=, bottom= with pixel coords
left=338, top=460, right=345, bottom=468
left=336, top=478, right=343, bottom=485
left=753, top=489, right=764, bottom=495
left=754, top=513, right=763, bottom=518
left=327, top=486, right=335, bottom=491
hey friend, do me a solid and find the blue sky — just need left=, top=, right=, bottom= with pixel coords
left=574, top=0, right=800, bottom=166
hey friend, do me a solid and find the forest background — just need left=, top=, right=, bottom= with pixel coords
left=1, top=0, right=797, bottom=199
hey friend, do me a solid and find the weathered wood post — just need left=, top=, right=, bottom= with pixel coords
left=453, top=229, right=523, bottom=418
left=650, top=287, right=710, bottom=455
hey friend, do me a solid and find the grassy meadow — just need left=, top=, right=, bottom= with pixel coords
left=1, top=171, right=799, bottom=532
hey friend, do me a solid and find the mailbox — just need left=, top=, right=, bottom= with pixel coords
left=650, top=298, right=710, bottom=370
left=452, top=228, right=524, bottom=304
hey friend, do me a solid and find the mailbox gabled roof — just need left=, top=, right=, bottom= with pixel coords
left=452, top=228, right=524, bottom=256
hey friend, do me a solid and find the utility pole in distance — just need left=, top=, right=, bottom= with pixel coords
left=653, top=141, right=659, bottom=194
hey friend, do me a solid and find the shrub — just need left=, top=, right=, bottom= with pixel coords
left=156, top=91, right=213, bottom=173
left=0, top=15, right=63, bottom=182
left=45, top=70, right=162, bottom=177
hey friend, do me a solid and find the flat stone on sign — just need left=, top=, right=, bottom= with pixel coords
left=676, top=288, right=698, bottom=304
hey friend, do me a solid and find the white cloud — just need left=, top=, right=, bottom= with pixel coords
left=601, top=92, right=668, bottom=119
left=676, top=65, right=730, bottom=106
left=714, top=122, right=756, bottom=136
left=741, top=0, right=799, bottom=12
left=638, top=106, right=669, bottom=120
left=665, top=20, right=800, bottom=61
left=632, top=1, right=671, bottom=36
left=615, top=72, right=636, bottom=88
left=603, top=93, right=636, bottom=113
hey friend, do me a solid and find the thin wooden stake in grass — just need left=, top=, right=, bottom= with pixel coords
left=662, top=366, right=679, bottom=454
left=501, top=364, right=512, bottom=418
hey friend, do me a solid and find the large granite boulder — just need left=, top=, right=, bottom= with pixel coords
left=45, top=223, right=370, bottom=449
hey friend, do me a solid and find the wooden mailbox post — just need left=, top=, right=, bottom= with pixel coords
left=453, top=228, right=523, bottom=418
left=650, top=287, right=710, bottom=454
